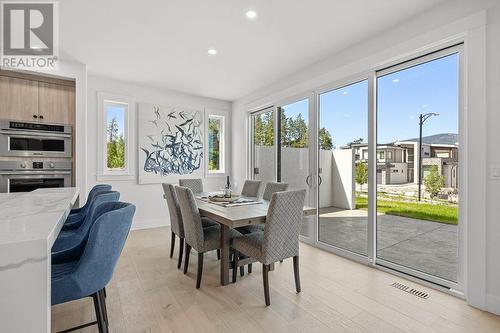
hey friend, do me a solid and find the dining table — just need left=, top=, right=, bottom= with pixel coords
left=195, top=193, right=315, bottom=286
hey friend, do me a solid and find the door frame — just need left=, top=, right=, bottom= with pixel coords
left=373, top=44, right=464, bottom=291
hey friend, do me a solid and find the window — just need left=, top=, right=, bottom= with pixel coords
left=97, top=93, right=135, bottom=180
left=205, top=110, right=229, bottom=176
left=377, top=150, right=385, bottom=160
left=387, top=151, right=393, bottom=160
left=105, top=102, right=126, bottom=170
left=207, top=115, right=224, bottom=173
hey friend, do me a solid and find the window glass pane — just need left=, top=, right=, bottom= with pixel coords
left=106, top=103, right=126, bottom=170
left=376, top=52, right=459, bottom=282
left=252, top=110, right=275, bottom=181
left=318, top=80, right=368, bottom=256
left=208, top=116, right=223, bottom=172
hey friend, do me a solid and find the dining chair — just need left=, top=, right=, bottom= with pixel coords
left=175, top=186, right=241, bottom=288
left=231, top=189, right=306, bottom=306
left=179, top=178, right=204, bottom=194
left=52, top=191, right=120, bottom=253
left=52, top=201, right=136, bottom=333
left=262, top=181, right=289, bottom=200
left=63, top=184, right=112, bottom=230
left=241, top=180, right=262, bottom=197
left=237, top=181, right=289, bottom=237
left=162, top=183, right=219, bottom=269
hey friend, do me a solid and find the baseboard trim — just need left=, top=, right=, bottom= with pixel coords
left=486, top=294, right=500, bottom=316
left=132, top=218, right=168, bottom=230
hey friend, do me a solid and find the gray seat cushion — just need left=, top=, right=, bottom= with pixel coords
left=236, top=224, right=264, bottom=234
left=201, top=217, right=218, bottom=228
left=202, top=225, right=242, bottom=252
left=232, top=231, right=264, bottom=262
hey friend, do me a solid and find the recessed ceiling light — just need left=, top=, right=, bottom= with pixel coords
left=342, top=91, right=349, bottom=95
left=246, top=10, right=257, bottom=19
left=207, top=48, right=217, bottom=55
left=392, top=78, right=400, bottom=83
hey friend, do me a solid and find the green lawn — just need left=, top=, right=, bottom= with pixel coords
left=356, top=196, right=458, bottom=225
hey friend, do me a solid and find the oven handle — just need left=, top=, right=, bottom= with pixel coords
left=0, top=171, right=72, bottom=175
left=0, top=130, right=72, bottom=139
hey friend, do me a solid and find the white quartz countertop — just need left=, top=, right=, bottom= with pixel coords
left=0, top=187, right=80, bottom=333
left=0, top=188, right=79, bottom=246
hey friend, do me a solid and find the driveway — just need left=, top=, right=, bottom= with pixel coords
left=316, top=207, right=458, bottom=282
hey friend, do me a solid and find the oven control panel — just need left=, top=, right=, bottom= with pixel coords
left=0, top=160, right=72, bottom=171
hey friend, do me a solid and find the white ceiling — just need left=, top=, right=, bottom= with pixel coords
left=60, top=0, right=447, bottom=101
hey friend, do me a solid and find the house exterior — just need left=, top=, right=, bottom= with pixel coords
left=345, top=139, right=458, bottom=188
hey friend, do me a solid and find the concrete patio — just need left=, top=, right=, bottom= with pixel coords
left=316, top=207, right=458, bottom=282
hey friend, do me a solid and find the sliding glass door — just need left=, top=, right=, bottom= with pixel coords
left=376, top=50, right=460, bottom=284
left=277, top=97, right=316, bottom=243
left=251, top=108, right=275, bottom=186
left=248, top=45, right=462, bottom=289
left=317, top=80, right=369, bottom=256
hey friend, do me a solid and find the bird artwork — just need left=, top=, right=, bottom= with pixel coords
left=138, top=104, right=203, bottom=183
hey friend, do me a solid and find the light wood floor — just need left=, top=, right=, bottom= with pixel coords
left=52, top=227, right=500, bottom=333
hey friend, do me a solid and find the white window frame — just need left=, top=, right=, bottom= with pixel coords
left=205, top=109, right=229, bottom=177
left=97, top=92, right=136, bottom=181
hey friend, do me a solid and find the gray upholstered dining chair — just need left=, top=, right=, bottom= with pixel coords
left=162, top=183, right=218, bottom=269
left=241, top=180, right=262, bottom=197
left=175, top=186, right=240, bottom=288
left=179, top=178, right=204, bottom=194
left=262, top=182, right=289, bottom=200
left=231, top=189, right=306, bottom=306
left=237, top=181, right=290, bottom=237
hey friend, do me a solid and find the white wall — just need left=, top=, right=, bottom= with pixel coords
left=231, top=0, right=500, bottom=314
left=331, top=150, right=354, bottom=210
left=485, top=1, right=500, bottom=314
left=87, top=75, right=231, bottom=229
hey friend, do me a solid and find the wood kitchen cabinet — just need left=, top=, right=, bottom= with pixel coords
left=0, top=76, right=39, bottom=122
left=38, top=82, right=75, bottom=124
left=0, top=70, right=75, bottom=125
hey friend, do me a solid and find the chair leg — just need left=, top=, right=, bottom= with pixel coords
left=177, top=237, right=184, bottom=269
left=99, top=289, right=109, bottom=327
left=92, top=292, right=106, bottom=333
left=217, top=249, right=221, bottom=260
left=293, top=256, right=301, bottom=293
left=232, top=250, right=239, bottom=283
left=184, top=243, right=191, bottom=274
left=240, top=260, right=245, bottom=277
left=196, top=252, right=204, bottom=289
left=170, top=232, right=176, bottom=258
left=280, top=260, right=283, bottom=263
left=248, top=263, right=252, bottom=273
left=263, top=264, right=270, bottom=306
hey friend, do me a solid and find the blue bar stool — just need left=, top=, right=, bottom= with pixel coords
left=52, top=191, right=120, bottom=253
left=52, top=201, right=136, bottom=333
left=63, top=184, right=112, bottom=230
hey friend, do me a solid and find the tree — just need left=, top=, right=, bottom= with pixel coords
left=424, top=165, right=444, bottom=198
left=208, top=118, right=220, bottom=170
left=355, top=162, right=368, bottom=191
left=319, top=127, right=333, bottom=150
left=106, top=117, right=125, bottom=169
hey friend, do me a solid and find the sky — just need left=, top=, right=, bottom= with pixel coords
left=282, top=52, right=459, bottom=148
left=106, top=104, right=125, bottom=140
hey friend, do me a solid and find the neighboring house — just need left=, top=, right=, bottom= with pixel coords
left=344, top=134, right=458, bottom=188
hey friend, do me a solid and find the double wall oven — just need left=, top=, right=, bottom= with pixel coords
left=0, top=120, right=73, bottom=193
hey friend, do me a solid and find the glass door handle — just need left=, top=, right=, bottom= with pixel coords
left=305, top=175, right=311, bottom=186
left=318, top=175, right=322, bottom=186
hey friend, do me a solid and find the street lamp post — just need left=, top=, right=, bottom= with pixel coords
left=418, top=112, right=439, bottom=201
